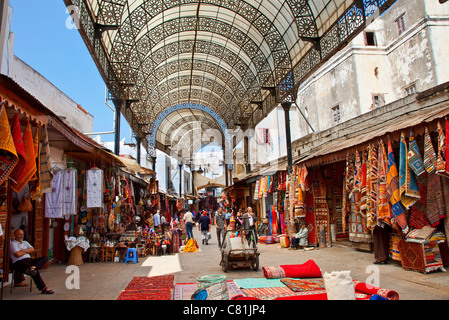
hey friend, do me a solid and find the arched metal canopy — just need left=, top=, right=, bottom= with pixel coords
left=65, top=0, right=396, bottom=159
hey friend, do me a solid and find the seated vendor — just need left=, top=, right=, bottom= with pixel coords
left=290, top=223, right=309, bottom=250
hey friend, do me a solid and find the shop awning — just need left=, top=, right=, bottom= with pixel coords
left=103, top=151, right=155, bottom=176
left=257, top=157, right=288, bottom=176
left=294, top=83, right=449, bottom=168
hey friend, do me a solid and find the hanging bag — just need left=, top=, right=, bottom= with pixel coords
left=18, top=195, right=33, bottom=212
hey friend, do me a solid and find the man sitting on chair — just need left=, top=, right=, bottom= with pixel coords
left=10, top=229, right=54, bottom=294
left=290, top=223, right=309, bottom=250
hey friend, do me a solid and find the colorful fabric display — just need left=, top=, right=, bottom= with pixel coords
left=367, top=144, right=378, bottom=230
left=9, top=114, right=26, bottom=188
left=408, top=130, right=425, bottom=176
left=377, top=141, right=391, bottom=226
left=10, top=119, right=36, bottom=193
left=423, top=127, right=447, bottom=227
left=386, top=139, right=408, bottom=233
left=436, top=121, right=449, bottom=177
left=263, top=260, right=322, bottom=279
left=352, top=280, right=399, bottom=300
left=399, top=132, right=420, bottom=209
left=0, top=106, right=18, bottom=185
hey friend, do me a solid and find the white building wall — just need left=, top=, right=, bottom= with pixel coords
left=9, top=56, right=94, bottom=133
left=246, top=0, right=449, bottom=167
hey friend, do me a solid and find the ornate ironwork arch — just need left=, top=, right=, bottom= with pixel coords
left=148, top=103, right=232, bottom=161
left=65, top=0, right=398, bottom=155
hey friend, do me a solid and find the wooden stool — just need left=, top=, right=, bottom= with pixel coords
left=102, top=247, right=115, bottom=262
left=88, top=247, right=100, bottom=262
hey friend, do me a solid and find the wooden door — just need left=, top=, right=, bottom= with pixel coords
left=31, top=198, right=49, bottom=268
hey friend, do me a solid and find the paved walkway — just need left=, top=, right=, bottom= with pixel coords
left=2, top=226, right=449, bottom=300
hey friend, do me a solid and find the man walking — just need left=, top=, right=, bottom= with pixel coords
left=199, top=211, right=211, bottom=245
left=182, top=208, right=194, bottom=240
left=214, top=207, right=227, bottom=248
left=242, top=207, right=257, bottom=247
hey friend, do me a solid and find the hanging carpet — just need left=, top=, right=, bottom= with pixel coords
left=386, top=139, right=409, bottom=233
left=0, top=106, right=18, bottom=185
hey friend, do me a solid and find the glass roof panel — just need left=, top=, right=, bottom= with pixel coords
left=72, top=0, right=394, bottom=157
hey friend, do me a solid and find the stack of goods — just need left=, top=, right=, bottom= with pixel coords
left=231, top=260, right=400, bottom=300
left=398, top=226, right=446, bottom=274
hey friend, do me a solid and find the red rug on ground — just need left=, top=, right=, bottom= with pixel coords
left=263, top=260, right=322, bottom=279
left=353, top=280, right=399, bottom=300
left=117, top=275, right=174, bottom=300
left=279, top=260, right=322, bottom=278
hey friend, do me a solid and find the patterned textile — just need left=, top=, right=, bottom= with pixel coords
left=390, top=231, right=402, bottom=261
left=436, top=121, right=449, bottom=177
left=280, top=278, right=326, bottom=293
left=354, top=150, right=362, bottom=193
left=408, top=130, right=425, bottom=176
left=28, top=126, right=41, bottom=199
left=39, top=125, right=53, bottom=193
left=426, top=170, right=446, bottom=227
left=9, top=114, right=25, bottom=187
left=360, top=154, right=368, bottom=213
left=305, top=190, right=317, bottom=246
left=424, top=127, right=437, bottom=173
left=367, top=144, right=378, bottom=230
left=63, top=169, right=77, bottom=216
left=299, top=165, right=308, bottom=191
left=0, top=106, right=18, bottom=185
left=10, top=119, right=36, bottom=193
left=423, top=127, right=447, bottom=227
left=117, top=275, right=174, bottom=300
left=253, top=179, right=259, bottom=200
left=399, top=132, right=420, bottom=209
left=409, top=172, right=430, bottom=229
left=313, top=173, right=331, bottom=247
left=349, top=203, right=372, bottom=243
left=241, top=287, right=297, bottom=300
left=262, top=266, right=285, bottom=279
left=398, top=239, right=444, bottom=274
left=377, top=141, right=391, bottom=226
left=446, top=118, right=449, bottom=174
left=353, top=280, right=399, bottom=300
left=86, top=168, right=104, bottom=208
left=386, top=139, right=408, bottom=233
left=45, top=170, right=64, bottom=218
left=342, top=154, right=351, bottom=233
left=173, top=281, right=243, bottom=300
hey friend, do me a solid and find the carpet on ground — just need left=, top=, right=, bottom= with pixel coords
left=117, top=275, right=174, bottom=300
left=263, top=259, right=322, bottom=279
left=280, top=278, right=326, bottom=292
left=234, top=278, right=288, bottom=289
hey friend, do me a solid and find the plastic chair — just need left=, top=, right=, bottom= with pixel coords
left=124, top=248, right=138, bottom=264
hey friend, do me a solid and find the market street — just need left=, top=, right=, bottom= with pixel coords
left=2, top=226, right=449, bottom=301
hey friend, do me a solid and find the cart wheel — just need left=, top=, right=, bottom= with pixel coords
left=222, top=253, right=229, bottom=273
left=251, top=255, right=259, bottom=271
